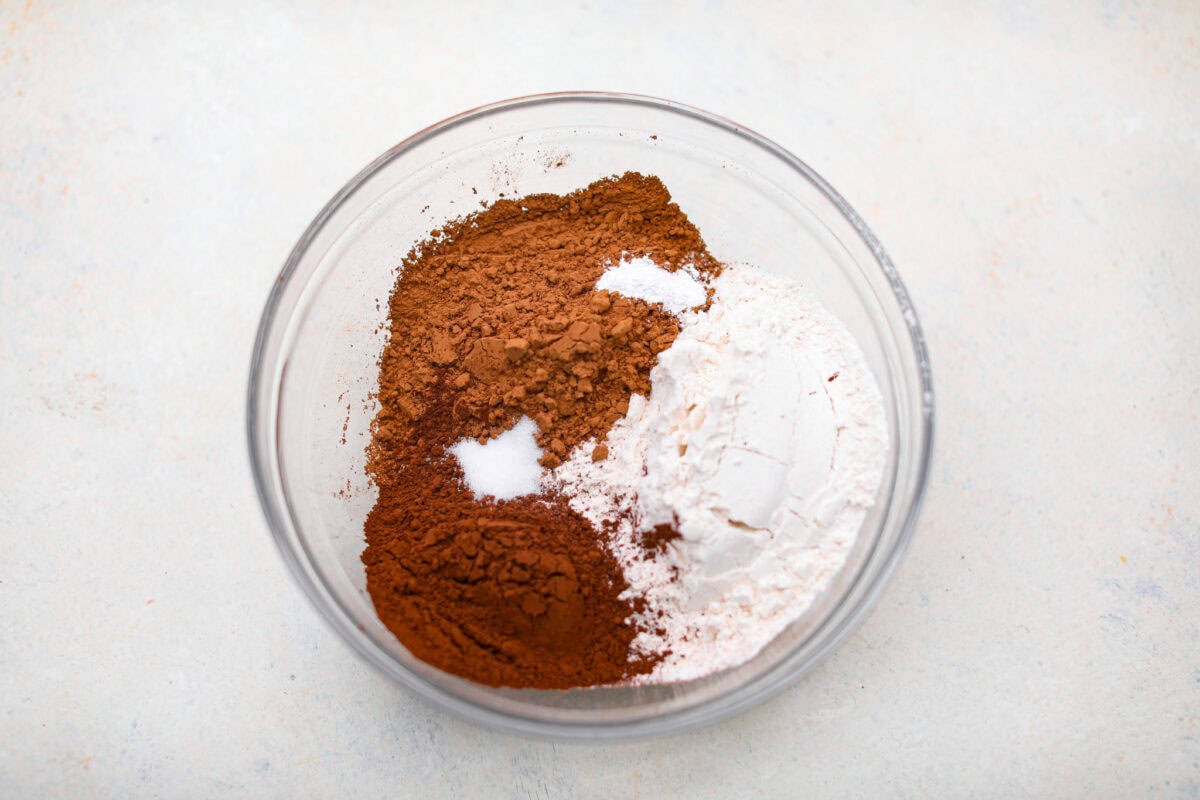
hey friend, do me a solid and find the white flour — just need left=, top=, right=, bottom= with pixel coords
left=548, top=263, right=888, bottom=683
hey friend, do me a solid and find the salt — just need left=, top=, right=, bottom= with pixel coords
left=449, top=416, right=543, bottom=500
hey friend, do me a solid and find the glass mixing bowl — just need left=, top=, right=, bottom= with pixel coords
left=247, top=92, right=933, bottom=740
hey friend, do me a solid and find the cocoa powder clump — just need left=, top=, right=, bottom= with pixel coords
left=363, top=172, right=721, bottom=688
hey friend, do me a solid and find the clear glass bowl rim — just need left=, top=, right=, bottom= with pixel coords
left=247, top=90, right=935, bottom=740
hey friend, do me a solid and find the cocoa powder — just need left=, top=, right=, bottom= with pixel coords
left=363, top=172, right=721, bottom=688
left=363, top=387, right=656, bottom=688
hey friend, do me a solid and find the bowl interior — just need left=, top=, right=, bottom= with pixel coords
left=251, top=95, right=931, bottom=737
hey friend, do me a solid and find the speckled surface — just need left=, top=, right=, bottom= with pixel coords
left=2, top=2, right=1198, bottom=797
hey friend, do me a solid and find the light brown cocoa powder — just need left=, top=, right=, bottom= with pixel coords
left=367, top=172, right=720, bottom=479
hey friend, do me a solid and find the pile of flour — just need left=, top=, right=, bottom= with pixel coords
left=548, top=260, right=888, bottom=683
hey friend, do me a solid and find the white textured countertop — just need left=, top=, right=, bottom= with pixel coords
left=2, top=2, right=1197, bottom=797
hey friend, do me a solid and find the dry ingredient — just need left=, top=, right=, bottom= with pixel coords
left=366, top=172, right=719, bottom=482
left=594, top=255, right=708, bottom=314
left=549, top=265, right=888, bottom=683
left=362, top=169, right=887, bottom=690
left=364, top=173, right=720, bottom=689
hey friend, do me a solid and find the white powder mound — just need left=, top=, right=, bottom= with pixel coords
left=548, top=264, right=888, bottom=683
left=450, top=416, right=543, bottom=500
left=595, top=255, right=707, bottom=314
